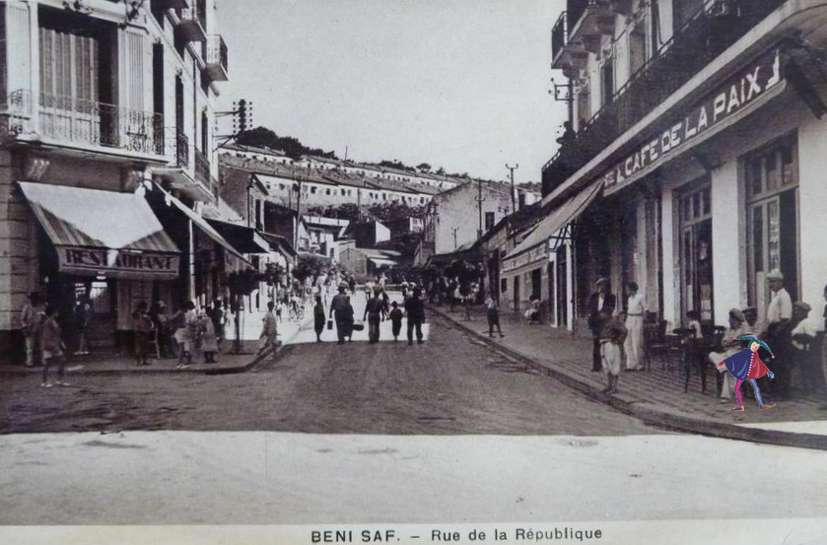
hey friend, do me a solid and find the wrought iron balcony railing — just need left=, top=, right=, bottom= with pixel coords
left=176, top=131, right=190, bottom=168
left=204, top=34, right=228, bottom=81
left=194, top=148, right=211, bottom=187
left=542, top=0, right=787, bottom=196
left=176, top=0, right=207, bottom=42
left=550, top=11, right=567, bottom=68
left=2, top=89, right=165, bottom=156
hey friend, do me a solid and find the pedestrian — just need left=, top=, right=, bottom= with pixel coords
left=485, top=293, right=504, bottom=338
left=600, top=312, right=627, bottom=394
left=195, top=310, right=218, bottom=363
left=313, top=295, right=326, bottom=342
left=821, top=284, right=827, bottom=407
left=623, top=282, right=645, bottom=371
left=404, top=287, right=425, bottom=345
left=763, top=269, right=793, bottom=398
left=463, top=283, right=475, bottom=321
left=20, top=291, right=45, bottom=367
left=330, top=284, right=352, bottom=345
left=686, top=310, right=703, bottom=339
left=790, top=301, right=817, bottom=393
left=211, top=299, right=226, bottom=353
left=389, top=301, right=403, bottom=341
left=174, top=301, right=197, bottom=368
left=40, top=305, right=69, bottom=388
left=709, top=308, right=749, bottom=403
left=154, top=301, right=174, bottom=358
left=258, top=301, right=279, bottom=357
left=364, top=288, right=385, bottom=343
left=132, top=301, right=153, bottom=366
left=73, top=293, right=91, bottom=356
left=587, top=277, right=616, bottom=372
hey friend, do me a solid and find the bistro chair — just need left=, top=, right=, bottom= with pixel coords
left=643, top=315, right=668, bottom=371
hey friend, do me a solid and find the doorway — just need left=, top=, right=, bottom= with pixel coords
left=677, top=180, right=713, bottom=324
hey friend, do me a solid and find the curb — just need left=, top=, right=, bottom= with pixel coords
left=429, top=304, right=827, bottom=452
left=0, top=319, right=310, bottom=378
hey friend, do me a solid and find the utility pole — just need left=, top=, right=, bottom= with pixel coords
left=505, top=163, right=519, bottom=213
left=475, top=179, right=486, bottom=240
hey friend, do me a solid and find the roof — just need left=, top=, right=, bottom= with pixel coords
left=220, top=143, right=287, bottom=156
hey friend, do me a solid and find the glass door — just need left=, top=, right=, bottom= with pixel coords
left=677, top=180, right=713, bottom=325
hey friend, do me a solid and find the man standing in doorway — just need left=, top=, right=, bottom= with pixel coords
left=587, top=278, right=616, bottom=372
left=763, top=269, right=792, bottom=398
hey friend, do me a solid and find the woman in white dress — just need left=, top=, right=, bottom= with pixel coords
left=624, top=282, right=645, bottom=371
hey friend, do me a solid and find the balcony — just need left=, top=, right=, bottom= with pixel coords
left=566, top=0, right=614, bottom=54
left=204, top=34, right=228, bottom=81
left=175, top=0, right=207, bottom=43
left=176, top=131, right=190, bottom=168
left=542, top=0, right=787, bottom=196
left=2, top=90, right=165, bottom=158
left=194, top=148, right=211, bottom=187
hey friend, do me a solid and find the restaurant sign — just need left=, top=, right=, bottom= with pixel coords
left=59, top=246, right=180, bottom=280
left=600, top=47, right=783, bottom=192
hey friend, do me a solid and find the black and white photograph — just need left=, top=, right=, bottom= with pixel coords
left=1, top=1, right=827, bottom=544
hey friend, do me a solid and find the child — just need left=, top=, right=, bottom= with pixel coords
left=485, top=294, right=504, bottom=338
left=41, top=306, right=69, bottom=387
left=389, top=301, right=403, bottom=341
left=197, top=310, right=219, bottom=363
left=132, top=301, right=153, bottom=366
left=600, top=312, right=628, bottom=394
left=258, top=301, right=279, bottom=356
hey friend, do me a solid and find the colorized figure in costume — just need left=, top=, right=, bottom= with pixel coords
left=717, top=335, right=776, bottom=411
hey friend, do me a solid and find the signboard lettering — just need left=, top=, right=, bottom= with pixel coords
left=60, top=246, right=180, bottom=279
left=600, top=48, right=783, bottom=189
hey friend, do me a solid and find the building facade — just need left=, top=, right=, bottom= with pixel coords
left=0, top=0, right=234, bottom=357
left=536, top=0, right=827, bottom=333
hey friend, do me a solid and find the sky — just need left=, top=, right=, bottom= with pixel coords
left=216, top=0, right=567, bottom=184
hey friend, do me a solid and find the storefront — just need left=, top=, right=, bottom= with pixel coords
left=584, top=42, right=824, bottom=330
left=502, top=179, right=602, bottom=324
left=18, top=181, right=180, bottom=350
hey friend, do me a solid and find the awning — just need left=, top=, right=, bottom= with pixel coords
left=157, top=185, right=249, bottom=263
left=368, top=257, right=397, bottom=268
left=504, top=178, right=603, bottom=264
left=260, top=232, right=298, bottom=258
left=206, top=219, right=271, bottom=254
left=18, top=181, right=180, bottom=280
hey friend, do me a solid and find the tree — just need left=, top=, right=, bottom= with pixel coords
left=235, top=126, right=338, bottom=160
left=416, top=163, right=432, bottom=172
left=292, top=253, right=329, bottom=282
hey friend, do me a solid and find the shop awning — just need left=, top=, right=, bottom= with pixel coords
left=206, top=219, right=271, bottom=254
left=505, top=179, right=603, bottom=263
left=260, top=232, right=298, bottom=258
left=368, top=257, right=397, bottom=268
left=158, top=186, right=249, bottom=263
left=18, top=181, right=180, bottom=280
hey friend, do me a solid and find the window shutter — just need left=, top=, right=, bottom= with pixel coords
left=125, top=30, right=144, bottom=112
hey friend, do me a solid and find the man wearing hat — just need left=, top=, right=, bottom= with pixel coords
left=791, top=301, right=818, bottom=393
left=329, top=283, right=351, bottom=345
left=587, top=277, right=616, bottom=372
left=764, top=269, right=792, bottom=397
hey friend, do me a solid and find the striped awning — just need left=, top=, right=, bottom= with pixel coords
left=18, top=181, right=180, bottom=280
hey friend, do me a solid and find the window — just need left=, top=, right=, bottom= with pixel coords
left=601, top=57, right=614, bottom=106
left=310, top=186, right=316, bottom=194
left=325, top=188, right=331, bottom=195
left=745, top=134, right=800, bottom=305
left=577, top=86, right=591, bottom=128
left=485, top=211, right=495, bottom=231
left=629, top=25, right=646, bottom=78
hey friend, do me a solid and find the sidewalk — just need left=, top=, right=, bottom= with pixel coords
left=0, top=315, right=312, bottom=377
left=430, top=303, right=827, bottom=451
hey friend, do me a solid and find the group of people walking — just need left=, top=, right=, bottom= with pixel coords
left=323, top=282, right=426, bottom=345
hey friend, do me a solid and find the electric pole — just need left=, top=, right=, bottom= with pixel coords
left=506, top=163, right=519, bottom=213
left=475, top=179, right=486, bottom=240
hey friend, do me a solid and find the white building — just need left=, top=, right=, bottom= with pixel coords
left=0, top=0, right=234, bottom=356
